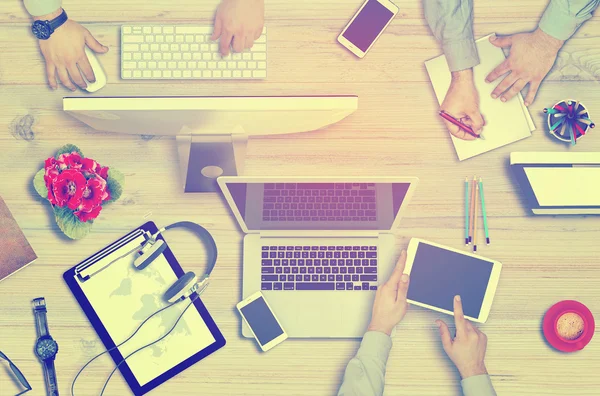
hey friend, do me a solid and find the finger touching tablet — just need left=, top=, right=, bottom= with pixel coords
left=404, top=238, right=502, bottom=323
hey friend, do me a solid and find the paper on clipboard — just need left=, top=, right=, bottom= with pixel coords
left=425, top=34, right=535, bottom=161
left=70, top=228, right=217, bottom=388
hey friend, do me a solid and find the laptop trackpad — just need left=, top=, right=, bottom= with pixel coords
left=263, top=290, right=375, bottom=338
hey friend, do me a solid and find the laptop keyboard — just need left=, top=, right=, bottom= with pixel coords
left=262, top=183, right=377, bottom=222
left=261, top=245, right=378, bottom=291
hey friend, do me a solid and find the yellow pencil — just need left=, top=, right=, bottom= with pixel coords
left=473, top=184, right=479, bottom=252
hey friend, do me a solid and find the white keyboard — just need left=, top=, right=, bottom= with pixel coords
left=120, top=25, right=267, bottom=80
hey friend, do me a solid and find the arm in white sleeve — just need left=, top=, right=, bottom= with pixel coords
left=23, top=0, right=62, bottom=17
left=423, top=0, right=479, bottom=72
left=539, top=0, right=600, bottom=40
left=461, top=374, right=498, bottom=396
left=337, top=331, right=393, bottom=396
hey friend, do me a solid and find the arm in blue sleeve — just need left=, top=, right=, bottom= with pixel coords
left=337, top=331, right=393, bottom=396
left=539, top=0, right=600, bottom=40
left=423, top=0, right=479, bottom=72
left=461, top=374, right=497, bottom=396
left=23, top=0, right=62, bottom=17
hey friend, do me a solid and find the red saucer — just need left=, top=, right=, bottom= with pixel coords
left=543, top=300, right=595, bottom=352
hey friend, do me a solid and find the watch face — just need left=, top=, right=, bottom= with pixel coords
left=32, top=21, right=53, bottom=40
left=35, top=337, right=58, bottom=360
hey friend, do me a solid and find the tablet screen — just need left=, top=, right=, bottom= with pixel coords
left=407, top=242, right=493, bottom=318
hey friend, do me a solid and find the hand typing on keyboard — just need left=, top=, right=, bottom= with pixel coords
left=366, top=250, right=410, bottom=336
left=33, top=8, right=108, bottom=91
left=212, top=0, right=265, bottom=56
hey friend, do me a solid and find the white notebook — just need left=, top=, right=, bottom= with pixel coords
left=425, top=35, right=535, bottom=161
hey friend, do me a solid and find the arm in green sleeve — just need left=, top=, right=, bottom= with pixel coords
left=539, top=0, right=600, bottom=40
left=461, top=374, right=498, bottom=396
left=337, top=331, right=393, bottom=396
left=23, top=0, right=62, bottom=17
left=423, top=0, right=479, bottom=72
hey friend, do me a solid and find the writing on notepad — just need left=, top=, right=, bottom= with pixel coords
left=425, top=35, right=535, bottom=161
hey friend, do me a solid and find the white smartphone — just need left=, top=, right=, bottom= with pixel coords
left=337, top=0, right=399, bottom=58
left=404, top=238, right=502, bottom=323
left=236, top=291, right=288, bottom=351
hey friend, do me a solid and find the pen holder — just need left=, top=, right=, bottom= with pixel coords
left=545, top=99, right=594, bottom=145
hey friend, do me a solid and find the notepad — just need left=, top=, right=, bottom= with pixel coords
left=0, top=196, right=37, bottom=282
left=425, top=35, right=535, bottom=161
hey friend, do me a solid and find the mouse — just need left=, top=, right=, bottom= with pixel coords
left=83, top=47, right=107, bottom=92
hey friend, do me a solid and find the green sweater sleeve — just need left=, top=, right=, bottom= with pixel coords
left=539, top=0, right=600, bottom=40
left=23, top=0, right=62, bottom=17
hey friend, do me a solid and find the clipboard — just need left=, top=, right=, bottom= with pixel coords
left=64, top=221, right=226, bottom=396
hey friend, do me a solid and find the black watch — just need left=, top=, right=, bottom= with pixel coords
left=31, top=9, right=68, bottom=40
left=33, top=297, right=59, bottom=396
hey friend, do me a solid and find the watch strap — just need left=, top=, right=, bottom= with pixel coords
left=33, top=297, right=49, bottom=337
left=42, top=359, right=59, bottom=396
left=49, top=9, right=68, bottom=31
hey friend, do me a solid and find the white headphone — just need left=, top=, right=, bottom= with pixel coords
left=133, top=221, right=218, bottom=303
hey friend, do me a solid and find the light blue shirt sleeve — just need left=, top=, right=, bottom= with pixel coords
left=337, top=331, right=392, bottom=396
left=423, top=0, right=479, bottom=72
left=338, top=331, right=498, bottom=396
left=461, top=374, right=498, bottom=396
left=23, top=0, right=62, bottom=17
left=539, top=0, right=600, bottom=40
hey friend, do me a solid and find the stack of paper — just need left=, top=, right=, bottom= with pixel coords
left=425, top=35, right=535, bottom=161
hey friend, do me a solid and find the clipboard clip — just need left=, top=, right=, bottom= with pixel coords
left=75, top=229, right=151, bottom=282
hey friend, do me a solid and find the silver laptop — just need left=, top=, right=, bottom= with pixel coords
left=218, top=176, right=418, bottom=338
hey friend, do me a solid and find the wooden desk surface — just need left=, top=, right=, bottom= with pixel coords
left=1, top=1, right=599, bottom=395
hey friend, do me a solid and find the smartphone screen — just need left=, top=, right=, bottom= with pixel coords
left=240, top=296, right=284, bottom=346
left=342, top=0, right=396, bottom=52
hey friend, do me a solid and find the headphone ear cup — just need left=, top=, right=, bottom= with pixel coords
left=134, top=240, right=167, bottom=270
left=164, top=271, right=198, bottom=303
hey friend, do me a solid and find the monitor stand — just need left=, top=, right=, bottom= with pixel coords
left=176, top=132, right=248, bottom=193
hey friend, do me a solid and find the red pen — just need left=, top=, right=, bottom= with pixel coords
left=439, top=110, right=485, bottom=139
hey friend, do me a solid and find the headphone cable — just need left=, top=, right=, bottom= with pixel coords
left=70, top=295, right=192, bottom=395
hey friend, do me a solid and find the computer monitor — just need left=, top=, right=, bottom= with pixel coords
left=510, top=152, right=600, bottom=215
left=63, top=96, right=358, bottom=192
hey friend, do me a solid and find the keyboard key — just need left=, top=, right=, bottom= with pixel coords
left=336, top=283, right=345, bottom=290
left=370, top=286, right=377, bottom=291
left=261, top=267, right=274, bottom=273
left=360, top=275, right=377, bottom=282
left=262, top=275, right=278, bottom=281
left=261, top=283, right=272, bottom=290
left=364, top=267, right=377, bottom=273
left=346, top=282, right=353, bottom=290
left=362, top=283, right=370, bottom=290
left=296, top=283, right=334, bottom=290
left=123, top=35, right=144, bottom=43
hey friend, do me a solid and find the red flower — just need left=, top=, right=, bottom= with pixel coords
left=52, top=169, right=86, bottom=209
left=57, top=152, right=83, bottom=170
left=81, top=158, right=98, bottom=176
left=97, top=165, right=109, bottom=180
left=45, top=157, right=58, bottom=171
left=78, top=177, right=107, bottom=213
left=74, top=205, right=102, bottom=222
left=44, top=167, right=60, bottom=205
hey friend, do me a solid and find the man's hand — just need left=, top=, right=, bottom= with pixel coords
left=367, top=250, right=410, bottom=336
left=436, top=295, right=489, bottom=379
left=486, top=29, right=564, bottom=106
left=36, top=9, right=108, bottom=91
left=211, top=0, right=264, bottom=56
left=440, top=69, right=485, bottom=140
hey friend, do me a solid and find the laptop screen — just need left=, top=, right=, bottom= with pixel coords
left=523, top=167, right=600, bottom=206
left=224, top=182, right=411, bottom=230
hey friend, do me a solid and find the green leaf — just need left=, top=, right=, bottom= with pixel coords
left=55, top=144, right=83, bottom=159
left=33, top=169, right=48, bottom=199
left=53, top=206, right=93, bottom=240
left=106, top=168, right=124, bottom=203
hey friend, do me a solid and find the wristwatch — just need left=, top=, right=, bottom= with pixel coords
left=31, top=9, right=68, bottom=40
left=33, top=297, right=59, bottom=396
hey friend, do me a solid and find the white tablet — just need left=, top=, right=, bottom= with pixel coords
left=404, top=238, right=502, bottom=323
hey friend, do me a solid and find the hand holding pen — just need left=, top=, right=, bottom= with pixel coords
left=439, top=69, right=486, bottom=141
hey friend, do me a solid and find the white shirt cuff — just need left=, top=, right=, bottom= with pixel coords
left=24, top=0, right=62, bottom=17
